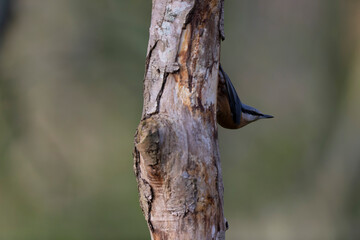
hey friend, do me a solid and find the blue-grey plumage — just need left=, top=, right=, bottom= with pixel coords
left=217, top=65, right=273, bottom=129
left=219, top=65, right=242, bottom=125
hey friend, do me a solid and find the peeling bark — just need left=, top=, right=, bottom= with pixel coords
left=134, top=0, right=226, bottom=239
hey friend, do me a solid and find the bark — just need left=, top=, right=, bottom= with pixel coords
left=133, top=0, right=226, bottom=239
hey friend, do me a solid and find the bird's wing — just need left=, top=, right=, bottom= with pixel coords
left=219, top=65, right=242, bottom=125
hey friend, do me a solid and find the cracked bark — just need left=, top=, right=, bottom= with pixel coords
left=134, top=0, right=226, bottom=239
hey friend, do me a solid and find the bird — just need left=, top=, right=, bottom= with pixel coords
left=217, top=65, right=273, bottom=129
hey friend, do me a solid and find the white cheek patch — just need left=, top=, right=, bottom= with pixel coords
left=242, top=113, right=257, bottom=122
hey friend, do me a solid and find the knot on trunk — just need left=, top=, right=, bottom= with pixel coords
left=136, top=117, right=162, bottom=166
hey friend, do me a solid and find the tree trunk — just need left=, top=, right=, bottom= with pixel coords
left=133, top=0, right=226, bottom=239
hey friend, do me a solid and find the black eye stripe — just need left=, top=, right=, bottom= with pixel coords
left=242, top=109, right=262, bottom=116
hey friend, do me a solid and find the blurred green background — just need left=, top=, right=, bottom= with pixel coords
left=0, top=0, right=359, bottom=239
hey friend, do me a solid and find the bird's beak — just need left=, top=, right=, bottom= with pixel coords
left=260, top=114, right=274, bottom=119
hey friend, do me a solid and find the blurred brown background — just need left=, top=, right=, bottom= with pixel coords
left=0, top=0, right=359, bottom=239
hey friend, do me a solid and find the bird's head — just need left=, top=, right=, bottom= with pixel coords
left=239, top=103, right=273, bottom=128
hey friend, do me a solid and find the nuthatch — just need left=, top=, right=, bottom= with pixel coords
left=217, top=65, right=273, bottom=129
